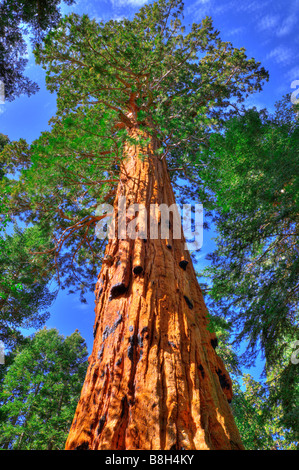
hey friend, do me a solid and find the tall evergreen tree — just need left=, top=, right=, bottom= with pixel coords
left=0, top=225, right=58, bottom=349
left=200, top=98, right=298, bottom=367
left=0, top=327, right=88, bottom=450
left=1, top=0, right=269, bottom=449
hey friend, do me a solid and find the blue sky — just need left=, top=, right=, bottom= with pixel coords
left=1, top=0, right=298, bottom=379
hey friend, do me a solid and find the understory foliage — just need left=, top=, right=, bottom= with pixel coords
left=212, top=314, right=298, bottom=449
left=0, top=134, right=58, bottom=348
left=231, top=374, right=298, bottom=450
left=0, top=327, right=88, bottom=450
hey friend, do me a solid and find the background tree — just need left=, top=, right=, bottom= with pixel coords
left=0, top=225, right=58, bottom=349
left=264, top=348, right=299, bottom=448
left=0, top=327, right=88, bottom=450
left=231, top=374, right=298, bottom=450
left=200, top=97, right=298, bottom=367
left=201, top=280, right=298, bottom=450
left=197, top=95, right=298, bottom=446
left=0, top=0, right=76, bottom=101
left=0, top=134, right=8, bottom=177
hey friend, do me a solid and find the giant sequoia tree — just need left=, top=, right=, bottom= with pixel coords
left=1, top=0, right=269, bottom=450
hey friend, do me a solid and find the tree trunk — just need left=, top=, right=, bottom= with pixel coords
left=65, top=124, right=244, bottom=450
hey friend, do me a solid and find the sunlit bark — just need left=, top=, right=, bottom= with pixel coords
left=65, top=124, right=244, bottom=450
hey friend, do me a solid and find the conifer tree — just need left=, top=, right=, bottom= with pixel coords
left=0, top=328, right=88, bottom=450
left=199, top=98, right=298, bottom=369
left=197, top=98, right=298, bottom=446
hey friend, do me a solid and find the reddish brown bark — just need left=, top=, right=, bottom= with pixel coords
left=65, top=125, right=244, bottom=450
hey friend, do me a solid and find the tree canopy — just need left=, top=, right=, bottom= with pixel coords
left=197, top=95, right=299, bottom=447
left=0, top=224, right=58, bottom=349
left=0, top=134, right=58, bottom=349
left=0, top=0, right=269, bottom=299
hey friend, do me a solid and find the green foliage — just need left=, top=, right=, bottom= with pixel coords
left=1, top=0, right=268, bottom=298
left=231, top=374, right=298, bottom=450
left=205, top=310, right=297, bottom=449
left=0, top=134, right=9, bottom=221
left=0, top=0, right=76, bottom=101
left=1, top=135, right=55, bottom=350
left=198, top=96, right=299, bottom=446
left=200, top=97, right=298, bottom=366
left=2, top=0, right=288, bottom=447
left=0, top=327, right=88, bottom=450
left=0, top=225, right=58, bottom=349
left=0, top=132, right=57, bottom=348
left=207, top=313, right=242, bottom=381
left=265, top=352, right=299, bottom=447
left=34, top=0, right=268, bottom=153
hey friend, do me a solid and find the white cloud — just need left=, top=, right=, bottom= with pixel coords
left=225, top=26, right=245, bottom=37
left=185, top=0, right=213, bottom=20
left=243, top=95, right=266, bottom=112
left=257, top=3, right=298, bottom=38
left=111, top=0, right=148, bottom=7
left=77, top=303, right=90, bottom=311
left=277, top=14, right=297, bottom=37
left=193, top=0, right=211, bottom=4
left=236, top=0, right=272, bottom=13
left=258, top=14, right=280, bottom=32
left=267, top=45, right=293, bottom=66
left=284, top=65, right=299, bottom=83
left=111, top=15, right=126, bottom=21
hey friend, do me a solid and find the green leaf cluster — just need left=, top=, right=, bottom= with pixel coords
left=200, top=97, right=298, bottom=366
left=0, top=225, right=58, bottom=349
left=0, top=327, right=88, bottom=450
left=231, top=373, right=298, bottom=450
